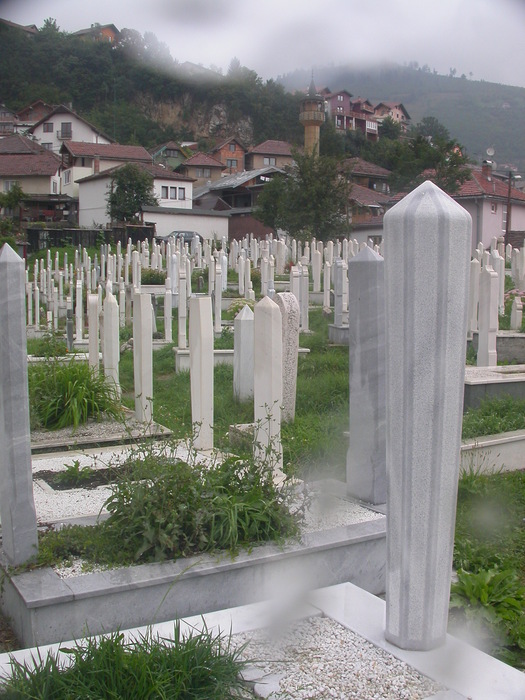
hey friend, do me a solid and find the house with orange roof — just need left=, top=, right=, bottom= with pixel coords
left=77, top=162, right=194, bottom=228
left=244, top=140, right=293, bottom=171
left=0, top=134, right=67, bottom=223
left=15, top=100, right=54, bottom=131
left=374, top=102, right=411, bottom=133
left=344, top=157, right=392, bottom=194
left=208, top=137, right=246, bottom=174
left=178, top=152, right=225, bottom=186
left=59, top=141, right=152, bottom=198
left=27, top=104, right=113, bottom=155
left=322, top=89, right=379, bottom=141
left=72, top=24, right=120, bottom=44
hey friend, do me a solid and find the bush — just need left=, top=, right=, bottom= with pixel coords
left=141, top=268, right=166, bottom=285
left=27, top=331, right=68, bottom=357
left=28, top=359, right=121, bottom=429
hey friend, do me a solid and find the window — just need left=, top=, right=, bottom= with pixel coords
left=3, top=180, right=18, bottom=192
left=226, top=159, right=237, bottom=169
left=43, top=122, right=53, bottom=133
left=161, top=186, right=168, bottom=199
left=337, top=106, right=343, bottom=113
left=229, top=143, right=236, bottom=152
left=63, top=170, right=71, bottom=185
left=195, top=167, right=211, bottom=178
left=60, top=122, right=72, bottom=138
left=338, top=94, right=344, bottom=102
left=170, top=187, right=177, bottom=199
left=502, top=205, right=508, bottom=231
left=491, top=203, right=497, bottom=214
left=42, top=142, right=53, bottom=150
left=178, top=187, right=185, bottom=200
left=165, top=149, right=178, bottom=157
left=52, top=180, right=58, bottom=194
left=263, top=157, right=276, bottom=166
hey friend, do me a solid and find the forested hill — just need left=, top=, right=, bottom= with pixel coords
left=0, top=21, right=304, bottom=150
left=279, top=64, right=525, bottom=170
left=2, top=20, right=525, bottom=170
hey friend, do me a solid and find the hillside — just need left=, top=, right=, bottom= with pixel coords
left=279, top=64, right=525, bottom=170
left=1, top=21, right=524, bottom=172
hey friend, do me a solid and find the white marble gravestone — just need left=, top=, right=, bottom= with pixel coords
left=233, top=305, right=254, bottom=402
left=189, top=296, right=214, bottom=450
left=383, top=181, right=471, bottom=651
left=275, top=292, right=300, bottom=423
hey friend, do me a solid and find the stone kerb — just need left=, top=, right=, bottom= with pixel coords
left=383, top=181, right=471, bottom=651
left=0, top=244, right=39, bottom=566
left=346, top=246, right=386, bottom=505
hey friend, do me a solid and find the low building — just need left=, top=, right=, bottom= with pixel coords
left=208, top=137, right=246, bottom=174
left=178, top=152, right=225, bottom=187
left=245, top=140, right=293, bottom=170
left=27, top=104, right=113, bottom=155
left=374, top=102, right=411, bottom=133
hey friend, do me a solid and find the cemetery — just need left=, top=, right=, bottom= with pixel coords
left=1, top=180, right=525, bottom=696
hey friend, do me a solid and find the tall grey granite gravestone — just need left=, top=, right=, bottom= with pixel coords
left=383, top=181, right=471, bottom=651
left=275, top=292, right=300, bottom=423
left=346, top=246, right=386, bottom=505
left=0, top=244, right=38, bottom=565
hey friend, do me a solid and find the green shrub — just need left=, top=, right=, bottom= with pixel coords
left=462, top=396, right=525, bottom=439
left=28, top=359, right=121, bottom=429
left=27, top=331, right=68, bottom=357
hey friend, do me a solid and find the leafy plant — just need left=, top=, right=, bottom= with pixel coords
left=462, top=396, right=525, bottom=439
left=54, top=460, right=99, bottom=489
left=28, top=359, right=121, bottom=429
left=0, top=625, right=249, bottom=699
left=27, top=330, right=68, bottom=357
left=141, top=268, right=167, bottom=285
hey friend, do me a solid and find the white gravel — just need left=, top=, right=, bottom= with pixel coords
left=235, top=616, right=443, bottom=699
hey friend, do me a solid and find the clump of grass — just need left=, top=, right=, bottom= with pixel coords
left=0, top=626, right=249, bottom=699
left=462, top=396, right=525, bottom=440
left=28, top=359, right=121, bottom=430
left=140, top=268, right=166, bottom=285
left=37, top=442, right=301, bottom=567
left=27, top=331, right=68, bottom=357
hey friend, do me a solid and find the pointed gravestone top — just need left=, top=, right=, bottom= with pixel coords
left=0, top=242, right=21, bottom=263
left=236, top=304, right=254, bottom=321
left=348, top=245, right=383, bottom=264
left=385, top=180, right=472, bottom=229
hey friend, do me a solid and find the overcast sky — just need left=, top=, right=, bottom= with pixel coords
left=2, top=0, right=525, bottom=88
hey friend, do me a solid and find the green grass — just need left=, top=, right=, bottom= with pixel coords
left=461, top=397, right=525, bottom=440
left=0, top=626, right=249, bottom=699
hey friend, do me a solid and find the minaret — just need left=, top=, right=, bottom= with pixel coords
left=299, top=75, right=325, bottom=156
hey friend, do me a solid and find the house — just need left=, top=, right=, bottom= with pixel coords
left=194, top=166, right=284, bottom=240
left=27, top=104, right=113, bottom=155
left=0, top=18, right=38, bottom=36
left=178, top=152, right=225, bottom=187
left=77, top=162, right=194, bottom=228
left=321, top=89, right=379, bottom=141
left=348, top=182, right=390, bottom=234
left=72, top=24, right=120, bottom=43
left=0, top=104, right=17, bottom=137
left=453, top=162, right=525, bottom=253
left=374, top=102, right=411, bottom=133
left=60, top=141, right=152, bottom=198
left=209, top=137, right=247, bottom=174
left=244, top=140, right=293, bottom=171
left=0, top=134, right=68, bottom=223
left=150, top=141, right=191, bottom=170
left=15, top=100, right=54, bottom=131
left=143, top=205, right=229, bottom=241
left=344, top=157, right=392, bottom=195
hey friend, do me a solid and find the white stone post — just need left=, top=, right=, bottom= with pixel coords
left=254, top=296, right=283, bottom=475
left=164, top=280, right=173, bottom=343
left=214, top=261, right=222, bottom=334
left=511, top=296, right=523, bottom=330
left=477, top=264, right=499, bottom=367
left=189, top=296, right=214, bottom=450
left=87, top=293, right=99, bottom=369
left=323, top=261, right=331, bottom=308
left=275, top=292, right=300, bottom=423
left=346, top=247, right=386, bottom=505
left=233, top=305, right=254, bottom=402
left=178, top=264, right=187, bottom=349
left=75, top=279, right=83, bottom=340
left=103, top=291, right=120, bottom=399
left=383, top=181, right=471, bottom=651
left=0, top=244, right=38, bottom=565
left=133, top=291, right=153, bottom=423
left=467, top=257, right=481, bottom=337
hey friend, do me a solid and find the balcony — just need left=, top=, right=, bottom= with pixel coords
left=56, top=129, right=72, bottom=140
left=299, top=110, right=325, bottom=125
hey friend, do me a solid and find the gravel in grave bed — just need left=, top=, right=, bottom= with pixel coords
left=235, top=616, right=443, bottom=700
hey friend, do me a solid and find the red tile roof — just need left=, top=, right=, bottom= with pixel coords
left=0, top=133, right=45, bottom=154
left=0, top=152, right=60, bottom=177
left=77, top=162, right=194, bottom=183
left=344, top=157, right=391, bottom=178
left=183, top=151, right=225, bottom=168
left=61, top=141, right=152, bottom=161
left=456, top=167, right=525, bottom=201
left=350, top=182, right=391, bottom=207
left=248, top=140, right=293, bottom=156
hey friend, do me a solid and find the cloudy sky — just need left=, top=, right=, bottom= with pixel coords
left=2, top=0, right=525, bottom=88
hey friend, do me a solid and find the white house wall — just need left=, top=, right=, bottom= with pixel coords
left=1, top=175, right=57, bottom=196
left=32, top=116, right=111, bottom=155
left=145, top=209, right=228, bottom=241
left=78, top=178, right=110, bottom=228
left=460, top=199, right=525, bottom=254
left=154, top=178, right=193, bottom=209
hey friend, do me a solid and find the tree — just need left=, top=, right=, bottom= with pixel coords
left=106, top=164, right=158, bottom=223
left=255, top=151, right=351, bottom=241
left=412, top=116, right=450, bottom=145
left=378, top=116, right=402, bottom=141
